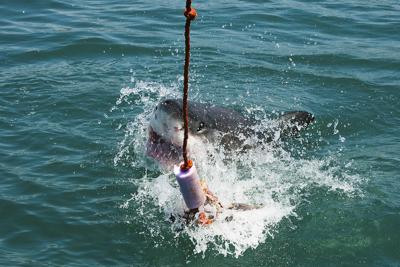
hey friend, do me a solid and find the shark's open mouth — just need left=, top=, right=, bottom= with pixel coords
left=148, top=126, right=164, bottom=144
left=146, top=126, right=181, bottom=164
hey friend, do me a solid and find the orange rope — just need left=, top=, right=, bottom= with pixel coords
left=181, top=1, right=197, bottom=170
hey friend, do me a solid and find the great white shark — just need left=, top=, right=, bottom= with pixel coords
left=146, top=99, right=314, bottom=165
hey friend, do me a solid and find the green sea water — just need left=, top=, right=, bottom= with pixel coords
left=0, top=0, right=399, bottom=266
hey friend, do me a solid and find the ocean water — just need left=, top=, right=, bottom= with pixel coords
left=1, top=0, right=399, bottom=266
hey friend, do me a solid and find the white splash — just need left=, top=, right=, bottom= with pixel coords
left=113, top=79, right=363, bottom=257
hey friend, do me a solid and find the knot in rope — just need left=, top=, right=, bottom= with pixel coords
left=184, top=7, right=197, bottom=20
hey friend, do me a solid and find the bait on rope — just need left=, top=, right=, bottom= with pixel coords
left=173, top=1, right=218, bottom=225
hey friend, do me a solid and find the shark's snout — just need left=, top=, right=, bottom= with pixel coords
left=149, top=99, right=187, bottom=148
left=147, top=99, right=211, bottom=163
left=157, top=99, right=182, bottom=117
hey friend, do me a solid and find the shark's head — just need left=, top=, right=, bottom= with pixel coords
left=146, top=99, right=251, bottom=163
left=149, top=99, right=206, bottom=147
left=147, top=99, right=206, bottom=163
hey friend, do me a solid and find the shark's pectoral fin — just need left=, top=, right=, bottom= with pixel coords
left=276, top=111, right=315, bottom=137
left=220, top=133, right=247, bottom=151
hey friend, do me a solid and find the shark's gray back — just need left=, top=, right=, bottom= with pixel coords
left=159, top=98, right=314, bottom=145
left=187, top=101, right=253, bottom=133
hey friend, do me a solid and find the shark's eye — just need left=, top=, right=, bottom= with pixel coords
left=197, top=122, right=205, bottom=132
